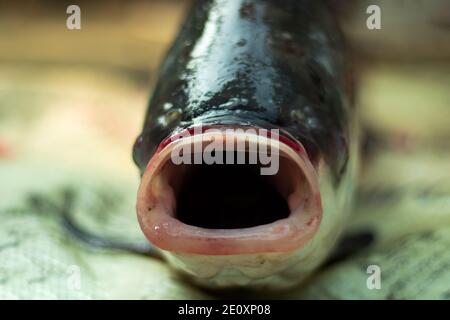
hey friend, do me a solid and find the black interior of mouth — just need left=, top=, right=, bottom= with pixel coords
left=174, top=156, right=290, bottom=229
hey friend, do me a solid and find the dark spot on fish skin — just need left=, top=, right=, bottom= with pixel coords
left=236, top=39, right=247, bottom=47
left=239, top=2, right=255, bottom=19
left=276, top=38, right=305, bottom=57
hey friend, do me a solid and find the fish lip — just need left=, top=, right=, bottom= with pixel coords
left=136, top=126, right=322, bottom=255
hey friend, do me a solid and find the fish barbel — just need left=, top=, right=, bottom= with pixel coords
left=133, top=0, right=358, bottom=289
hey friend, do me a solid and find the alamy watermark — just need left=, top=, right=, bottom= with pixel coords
left=169, top=126, right=280, bottom=176
left=66, top=5, right=81, bottom=30
left=366, top=5, right=381, bottom=30
left=65, top=4, right=380, bottom=31
left=66, top=264, right=82, bottom=291
left=366, top=264, right=382, bottom=290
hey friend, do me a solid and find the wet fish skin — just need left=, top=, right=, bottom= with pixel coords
left=133, top=0, right=353, bottom=182
left=133, top=0, right=358, bottom=289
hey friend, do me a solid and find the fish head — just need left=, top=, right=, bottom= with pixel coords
left=136, top=124, right=356, bottom=289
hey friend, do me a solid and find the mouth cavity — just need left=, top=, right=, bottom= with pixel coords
left=176, top=162, right=290, bottom=229
left=137, top=128, right=322, bottom=255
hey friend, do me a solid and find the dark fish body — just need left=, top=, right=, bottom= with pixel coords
left=134, top=0, right=358, bottom=289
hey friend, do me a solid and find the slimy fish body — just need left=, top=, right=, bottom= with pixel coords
left=133, top=0, right=358, bottom=289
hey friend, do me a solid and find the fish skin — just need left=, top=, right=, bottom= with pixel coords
left=133, top=0, right=358, bottom=289
left=133, top=0, right=353, bottom=182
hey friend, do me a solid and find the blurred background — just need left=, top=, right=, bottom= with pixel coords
left=0, top=0, right=449, bottom=299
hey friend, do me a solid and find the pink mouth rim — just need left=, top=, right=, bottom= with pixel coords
left=136, top=126, right=322, bottom=255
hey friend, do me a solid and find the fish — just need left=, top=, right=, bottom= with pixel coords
left=133, top=0, right=359, bottom=290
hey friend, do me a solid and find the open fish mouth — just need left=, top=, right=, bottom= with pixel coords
left=137, top=126, right=322, bottom=256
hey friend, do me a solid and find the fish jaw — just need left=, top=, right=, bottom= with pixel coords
left=137, top=126, right=322, bottom=256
